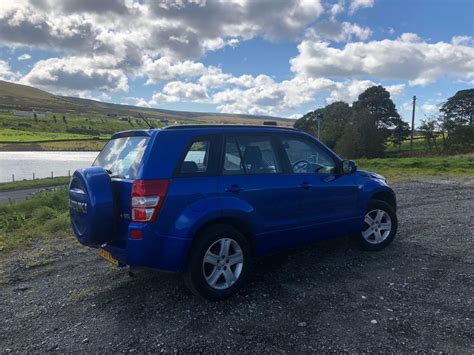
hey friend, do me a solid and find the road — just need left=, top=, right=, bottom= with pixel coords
left=0, top=187, right=49, bottom=204
left=0, top=178, right=473, bottom=353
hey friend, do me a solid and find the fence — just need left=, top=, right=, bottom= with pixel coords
left=9, top=170, right=71, bottom=183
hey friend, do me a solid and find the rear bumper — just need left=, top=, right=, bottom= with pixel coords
left=103, top=230, right=192, bottom=273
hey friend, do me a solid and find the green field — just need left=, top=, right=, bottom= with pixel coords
left=385, top=135, right=446, bottom=155
left=0, top=110, right=159, bottom=150
left=0, top=111, right=158, bottom=139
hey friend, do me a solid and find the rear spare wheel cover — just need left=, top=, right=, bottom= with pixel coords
left=69, top=167, right=114, bottom=246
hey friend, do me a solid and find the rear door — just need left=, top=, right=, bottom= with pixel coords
left=92, top=134, right=150, bottom=244
left=278, top=134, right=360, bottom=238
left=156, top=134, right=222, bottom=236
left=219, top=134, right=300, bottom=252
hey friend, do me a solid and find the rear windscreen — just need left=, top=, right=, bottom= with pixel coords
left=93, top=136, right=149, bottom=179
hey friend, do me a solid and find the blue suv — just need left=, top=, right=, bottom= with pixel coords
left=69, top=125, right=397, bottom=300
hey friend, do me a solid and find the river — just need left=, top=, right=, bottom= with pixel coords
left=0, top=151, right=99, bottom=183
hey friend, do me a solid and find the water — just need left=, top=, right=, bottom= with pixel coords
left=0, top=151, right=99, bottom=183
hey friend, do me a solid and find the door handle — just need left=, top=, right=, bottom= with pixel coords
left=299, top=181, right=312, bottom=189
left=226, top=184, right=243, bottom=193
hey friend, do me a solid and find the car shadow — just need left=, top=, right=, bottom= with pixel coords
left=90, top=234, right=387, bottom=315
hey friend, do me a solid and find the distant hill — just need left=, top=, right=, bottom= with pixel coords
left=0, top=80, right=290, bottom=126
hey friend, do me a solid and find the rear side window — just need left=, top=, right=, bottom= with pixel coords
left=223, top=136, right=281, bottom=175
left=179, top=140, right=210, bottom=174
left=93, top=136, right=149, bottom=179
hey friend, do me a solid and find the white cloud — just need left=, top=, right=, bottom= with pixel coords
left=203, top=38, right=241, bottom=51
left=399, top=32, right=421, bottom=43
left=307, top=21, right=372, bottom=42
left=17, top=53, right=31, bottom=61
left=151, top=81, right=208, bottom=104
left=349, top=0, right=375, bottom=14
left=143, top=57, right=206, bottom=83
left=421, top=103, right=440, bottom=115
left=0, top=0, right=325, bottom=63
left=0, top=2, right=98, bottom=52
left=386, top=84, right=406, bottom=96
left=198, top=67, right=232, bottom=88
left=452, top=35, right=473, bottom=46
left=290, top=35, right=474, bottom=86
left=327, top=80, right=405, bottom=104
left=0, top=60, right=21, bottom=81
left=326, top=79, right=375, bottom=103
left=330, top=1, right=345, bottom=18
left=19, top=57, right=129, bottom=95
left=213, top=75, right=335, bottom=116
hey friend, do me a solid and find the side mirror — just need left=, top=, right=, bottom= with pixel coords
left=342, top=160, right=357, bottom=174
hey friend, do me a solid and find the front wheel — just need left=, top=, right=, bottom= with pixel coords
left=356, top=199, right=398, bottom=251
left=184, top=224, right=253, bottom=301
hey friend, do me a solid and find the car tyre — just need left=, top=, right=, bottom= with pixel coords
left=356, top=199, right=398, bottom=251
left=184, top=224, right=253, bottom=301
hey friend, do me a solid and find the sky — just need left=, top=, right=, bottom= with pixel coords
left=0, top=0, right=473, bottom=124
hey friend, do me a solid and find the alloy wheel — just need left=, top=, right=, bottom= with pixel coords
left=361, top=209, right=392, bottom=244
left=202, top=238, right=244, bottom=290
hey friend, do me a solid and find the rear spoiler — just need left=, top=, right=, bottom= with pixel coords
left=111, top=130, right=157, bottom=139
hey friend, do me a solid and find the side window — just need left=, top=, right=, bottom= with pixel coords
left=223, top=138, right=244, bottom=175
left=180, top=140, right=210, bottom=174
left=223, top=136, right=281, bottom=175
left=282, top=136, right=336, bottom=174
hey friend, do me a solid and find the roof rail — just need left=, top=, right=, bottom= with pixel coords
left=163, top=124, right=296, bottom=130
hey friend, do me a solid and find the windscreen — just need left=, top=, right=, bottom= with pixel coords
left=93, top=136, right=149, bottom=179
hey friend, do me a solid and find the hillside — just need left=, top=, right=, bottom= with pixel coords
left=0, top=80, right=290, bottom=125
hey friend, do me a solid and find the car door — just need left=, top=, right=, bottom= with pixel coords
left=278, top=134, right=360, bottom=240
left=219, top=134, right=301, bottom=252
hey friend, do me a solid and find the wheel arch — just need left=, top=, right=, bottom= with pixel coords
left=370, top=189, right=397, bottom=211
left=193, top=216, right=257, bottom=252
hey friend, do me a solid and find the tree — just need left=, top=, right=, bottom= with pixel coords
left=418, top=118, right=439, bottom=151
left=293, top=101, right=352, bottom=149
left=62, top=115, right=67, bottom=124
left=318, top=102, right=352, bottom=149
left=440, top=89, right=474, bottom=125
left=335, top=108, right=385, bottom=159
left=293, top=109, right=321, bottom=138
left=391, top=120, right=410, bottom=152
left=353, top=85, right=402, bottom=140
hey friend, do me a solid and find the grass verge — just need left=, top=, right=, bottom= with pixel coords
left=357, top=154, right=474, bottom=182
left=0, top=188, right=72, bottom=258
left=0, top=176, right=70, bottom=192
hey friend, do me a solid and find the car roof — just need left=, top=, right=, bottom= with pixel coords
left=162, top=124, right=299, bottom=134
left=111, top=124, right=303, bottom=139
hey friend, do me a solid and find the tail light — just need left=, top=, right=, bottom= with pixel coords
left=131, top=180, right=169, bottom=222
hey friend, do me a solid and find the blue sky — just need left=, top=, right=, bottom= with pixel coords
left=0, top=0, right=473, bottom=125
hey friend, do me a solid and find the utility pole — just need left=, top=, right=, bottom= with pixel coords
left=410, top=95, right=416, bottom=153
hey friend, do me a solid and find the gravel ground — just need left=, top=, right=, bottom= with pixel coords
left=0, top=178, right=473, bottom=353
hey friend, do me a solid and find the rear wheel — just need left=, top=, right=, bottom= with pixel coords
left=184, top=224, right=252, bottom=301
left=356, top=199, right=398, bottom=251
